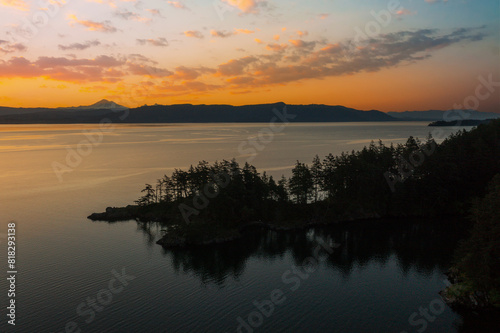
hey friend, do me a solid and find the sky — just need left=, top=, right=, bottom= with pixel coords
left=0, top=0, right=499, bottom=112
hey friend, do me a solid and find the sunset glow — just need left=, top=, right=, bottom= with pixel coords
left=0, top=0, right=498, bottom=111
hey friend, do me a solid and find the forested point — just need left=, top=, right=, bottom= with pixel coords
left=90, top=119, right=499, bottom=226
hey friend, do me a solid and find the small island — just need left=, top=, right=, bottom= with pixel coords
left=428, top=119, right=494, bottom=126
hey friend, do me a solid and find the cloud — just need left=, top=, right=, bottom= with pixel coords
left=86, top=0, right=138, bottom=8
left=265, top=43, right=288, bottom=52
left=166, top=1, right=186, bottom=9
left=425, top=0, right=448, bottom=3
left=170, top=66, right=216, bottom=81
left=184, top=30, right=204, bottom=39
left=136, top=38, right=169, bottom=47
left=210, top=28, right=255, bottom=38
left=216, top=56, right=258, bottom=76
left=0, top=40, right=27, bottom=54
left=396, top=8, right=416, bottom=16
left=146, top=8, right=162, bottom=16
left=114, top=8, right=151, bottom=22
left=221, top=0, right=265, bottom=14
left=58, top=40, right=101, bottom=51
left=216, top=27, right=488, bottom=90
left=288, top=39, right=316, bottom=49
left=235, top=29, right=255, bottom=34
left=0, top=0, right=28, bottom=11
left=0, top=26, right=486, bottom=100
left=67, top=14, right=118, bottom=33
left=127, top=63, right=173, bottom=77
left=0, top=54, right=172, bottom=82
left=211, top=30, right=233, bottom=38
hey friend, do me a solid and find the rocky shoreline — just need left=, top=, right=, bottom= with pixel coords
left=88, top=205, right=388, bottom=248
left=87, top=206, right=451, bottom=251
left=440, top=267, right=498, bottom=310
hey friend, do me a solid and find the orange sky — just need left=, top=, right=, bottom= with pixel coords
left=0, top=0, right=499, bottom=112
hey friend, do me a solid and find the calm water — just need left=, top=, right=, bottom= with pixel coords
left=0, top=122, right=476, bottom=332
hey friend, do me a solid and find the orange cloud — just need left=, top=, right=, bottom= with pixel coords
left=234, top=29, right=255, bottom=34
left=0, top=54, right=172, bottom=82
left=222, top=0, right=260, bottom=14
left=184, top=30, right=204, bottom=39
left=166, top=1, right=186, bottom=9
left=211, top=28, right=255, bottom=38
left=265, top=43, right=288, bottom=52
left=289, top=39, right=316, bottom=49
left=216, top=56, right=258, bottom=76
left=0, top=0, right=29, bottom=11
left=67, top=14, right=118, bottom=32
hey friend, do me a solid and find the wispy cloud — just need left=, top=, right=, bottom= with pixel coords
left=0, top=40, right=27, bottom=54
left=67, top=14, right=118, bottom=33
left=221, top=0, right=266, bottom=14
left=0, top=0, right=29, bottom=11
left=210, top=28, right=255, bottom=38
left=0, top=54, right=172, bottom=82
left=58, top=40, right=101, bottom=51
left=166, top=1, right=186, bottom=10
left=114, top=8, right=151, bottom=22
left=184, top=30, right=204, bottom=39
left=136, top=38, right=169, bottom=47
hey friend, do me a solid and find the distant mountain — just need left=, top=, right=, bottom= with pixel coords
left=0, top=102, right=397, bottom=124
left=0, top=99, right=128, bottom=117
left=387, top=110, right=500, bottom=121
left=60, top=99, right=128, bottom=111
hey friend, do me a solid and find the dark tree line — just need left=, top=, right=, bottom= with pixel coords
left=135, top=120, right=500, bottom=228
left=452, top=174, right=500, bottom=308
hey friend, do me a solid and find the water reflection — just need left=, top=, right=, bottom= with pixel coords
left=148, top=218, right=467, bottom=285
left=92, top=217, right=494, bottom=332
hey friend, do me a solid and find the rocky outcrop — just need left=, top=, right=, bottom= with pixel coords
left=87, top=206, right=138, bottom=222
left=440, top=268, right=495, bottom=310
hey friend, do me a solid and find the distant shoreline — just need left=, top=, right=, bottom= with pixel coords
left=1, top=102, right=498, bottom=124
left=428, top=119, right=494, bottom=127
